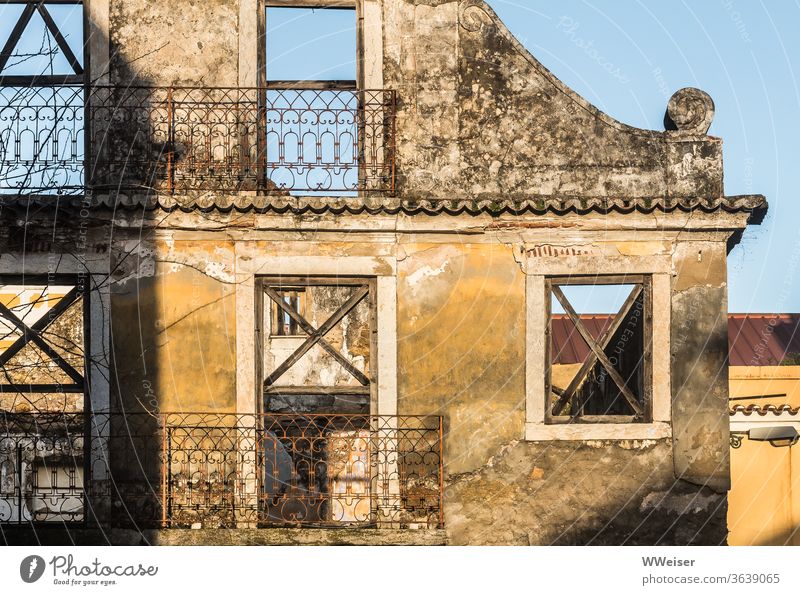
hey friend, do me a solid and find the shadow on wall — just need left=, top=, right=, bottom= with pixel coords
left=100, top=31, right=252, bottom=540
left=0, top=25, right=164, bottom=541
left=750, top=525, right=800, bottom=546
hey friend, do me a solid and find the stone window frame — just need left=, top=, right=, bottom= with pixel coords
left=234, top=248, right=397, bottom=418
left=524, top=256, right=671, bottom=441
left=238, top=0, right=383, bottom=91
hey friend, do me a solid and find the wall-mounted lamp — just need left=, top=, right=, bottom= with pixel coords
left=748, top=426, right=799, bottom=448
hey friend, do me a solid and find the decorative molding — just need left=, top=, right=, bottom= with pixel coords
left=72, top=193, right=768, bottom=216
left=458, top=1, right=495, bottom=33
left=524, top=244, right=599, bottom=258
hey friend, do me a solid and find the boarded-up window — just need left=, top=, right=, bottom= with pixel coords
left=0, top=281, right=85, bottom=412
left=0, top=278, right=86, bottom=523
left=546, top=276, right=652, bottom=424
left=259, top=277, right=373, bottom=414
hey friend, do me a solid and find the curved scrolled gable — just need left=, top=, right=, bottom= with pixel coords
left=383, top=0, right=761, bottom=214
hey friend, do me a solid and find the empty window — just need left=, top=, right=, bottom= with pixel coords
left=261, top=4, right=374, bottom=194
left=546, top=276, right=651, bottom=424
left=265, top=7, right=357, bottom=83
left=0, top=1, right=85, bottom=195
left=0, top=1, right=84, bottom=82
left=270, top=287, right=306, bottom=337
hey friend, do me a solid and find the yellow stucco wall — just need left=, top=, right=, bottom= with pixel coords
left=397, top=243, right=526, bottom=475
left=729, top=438, right=800, bottom=545
left=728, top=365, right=800, bottom=546
left=111, top=240, right=237, bottom=413
left=729, top=366, right=800, bottom=408
left=109, top=232, right=794, bottom=542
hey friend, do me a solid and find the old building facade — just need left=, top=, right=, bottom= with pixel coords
left=0, top=0, right=765, bottom=545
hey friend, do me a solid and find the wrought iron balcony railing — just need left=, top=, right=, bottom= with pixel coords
left=0, top=412, right=443, bottom=529
left=0, top=85, right=396, bottom=196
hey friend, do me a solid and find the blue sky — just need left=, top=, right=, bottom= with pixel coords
left=485, top=1, right=800, bottom=313
left=2, top=1, right=798, bottom=312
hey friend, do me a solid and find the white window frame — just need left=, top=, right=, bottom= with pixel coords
left=234, top=248, right=397, bottom=418
left=524, top=256, right=672, bottom=441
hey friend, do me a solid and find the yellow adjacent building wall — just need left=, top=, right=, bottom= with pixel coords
left=728, top=365, right=800, bottom=546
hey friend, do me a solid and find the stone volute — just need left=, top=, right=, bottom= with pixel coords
left=665, top=87, right=715, bottom=134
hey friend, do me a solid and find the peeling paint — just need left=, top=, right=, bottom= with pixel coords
left=406, top=262, right=450, bottom=288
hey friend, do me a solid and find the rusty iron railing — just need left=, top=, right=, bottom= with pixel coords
left=0, top=85, right=397, bottom=196
left=0, top=412, right=443, bottom=529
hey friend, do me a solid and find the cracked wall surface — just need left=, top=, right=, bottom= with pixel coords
left=444, top=439, right=726, bottom=545
left=398, top=242, right=525, bottom=474
left=98, top=0, right=728, bottom=206
left=109, top=0, right=239, bottom=86
left=110, top=237, right=237, bottom=414
left=0, top=201, right=749, bottom=545
left=670, top=241, right=731, bottom=491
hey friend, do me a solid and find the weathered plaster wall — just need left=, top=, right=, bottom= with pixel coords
left=382, top=0, right=722, bottom=202
left=102, top=213, right=739, bottom=542
left=390, top=233, right=727, bottom=544
left=0, top=205, right=744, bottom=544
left=100, top=229, right=729, bottom=545
left=397, top=243, right=526, bottom=474
left=110, top=237, right=237, bottom=413
left=445, top=439, right=727, bottom=545
left=670, top=241, right=731, bottom=491
left=109, top=0, right=240, bottom=85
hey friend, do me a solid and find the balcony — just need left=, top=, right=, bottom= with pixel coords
left=0, top=412, right=443, bottom=529
left=0, top=85, right=397, bottom=197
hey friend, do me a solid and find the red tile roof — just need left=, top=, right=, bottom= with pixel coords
left=550, top=316, right=612, bottom=365
left=730, top=404, right=800, bottom=416
left=728, top=314, right=800, bottom=366
left=550, top=314, right=800, bottom=366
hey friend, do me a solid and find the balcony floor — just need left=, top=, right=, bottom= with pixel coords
left=1, top=525, right=448, bottom=546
